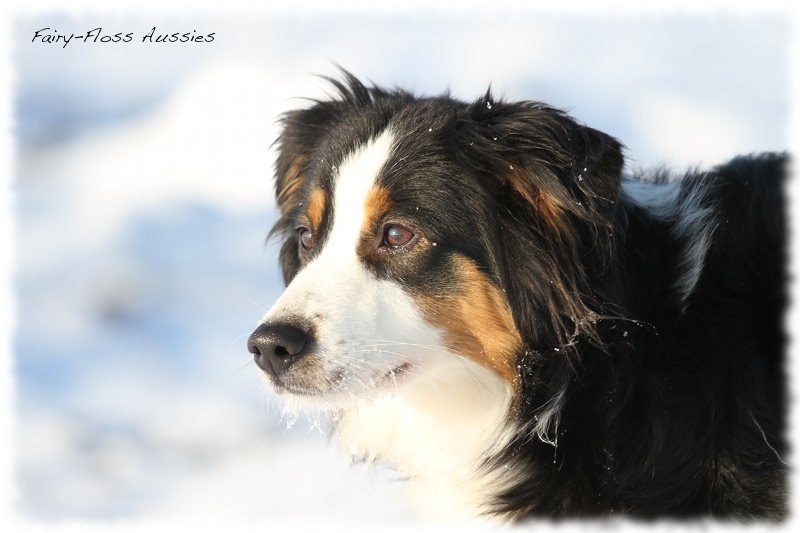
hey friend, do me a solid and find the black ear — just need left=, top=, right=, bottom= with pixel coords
left=272, top=106, right=331, bottom=219
left=457, top=94, right=624, bottom=240
left=270, top=108, right=313, bottom=284
left=456, top=94, right=625, bottom=351
left=271, top=102, right=343, bottom=284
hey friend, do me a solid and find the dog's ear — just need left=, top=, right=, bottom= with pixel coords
left=456, top=94, right=625, bottom=352
left=270, top=105, right=337, bottom=284
left=273, top=106, right=333, bottom=218
left=457, top=94, right=624, bottom=238
left=271, top=109, right=311, bottom=284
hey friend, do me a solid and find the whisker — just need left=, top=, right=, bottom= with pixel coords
left=231, top=358, right=255, bottom=378
left=235, top=291, right=268, bottom=314
left=228, top=331, right=254, bottom=353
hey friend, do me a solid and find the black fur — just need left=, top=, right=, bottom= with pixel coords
left=269, top=72, right=788, bottom=521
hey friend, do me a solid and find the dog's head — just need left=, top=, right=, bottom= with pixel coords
left=249, top=74, right=624, bottom=404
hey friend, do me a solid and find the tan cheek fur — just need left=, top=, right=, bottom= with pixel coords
left=415, top=256, right=522, bottom=384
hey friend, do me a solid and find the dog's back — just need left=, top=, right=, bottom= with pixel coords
left=592, top=154, right=788, bottom=517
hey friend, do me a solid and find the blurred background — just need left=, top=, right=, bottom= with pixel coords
left=7, top=5, right=791, bottom=531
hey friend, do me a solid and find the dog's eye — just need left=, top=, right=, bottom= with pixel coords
left=299, top=228, right=315, bottom=251
left=383, top=225, right=414, bottom=248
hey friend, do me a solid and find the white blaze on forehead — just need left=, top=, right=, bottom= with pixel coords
left=326, top=129, right=394, bottom=257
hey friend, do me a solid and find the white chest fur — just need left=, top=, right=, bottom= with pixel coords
left=334, top=356, right=515, bottom=520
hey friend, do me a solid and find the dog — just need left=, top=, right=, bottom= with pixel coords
left=248, top=73, right=788, bottom=521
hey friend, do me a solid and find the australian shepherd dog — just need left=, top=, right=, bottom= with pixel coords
left=248, top=73, right=787, bottom=521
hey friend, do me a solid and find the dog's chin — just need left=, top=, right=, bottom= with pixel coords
left=266, top=362, right=416, bottom=406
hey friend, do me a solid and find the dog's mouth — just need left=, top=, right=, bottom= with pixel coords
left=271, top=361, right=416, bottom=400
left=373, top=362, right=413, bottom=389
left=337, top=361, right=415, bottom=394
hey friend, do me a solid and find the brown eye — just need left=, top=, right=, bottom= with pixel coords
left=383, top=225, right=414, bottom=248
left=299, top=229, right=315, bottom=251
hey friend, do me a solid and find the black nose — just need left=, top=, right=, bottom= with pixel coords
left=248, top=323, right=311, bottom=377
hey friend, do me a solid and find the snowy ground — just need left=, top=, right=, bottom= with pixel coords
left=6, top=7, right=793, bottom=532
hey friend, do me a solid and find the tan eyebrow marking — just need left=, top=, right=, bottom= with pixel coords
left=306, top=187, right=328, bottom=229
